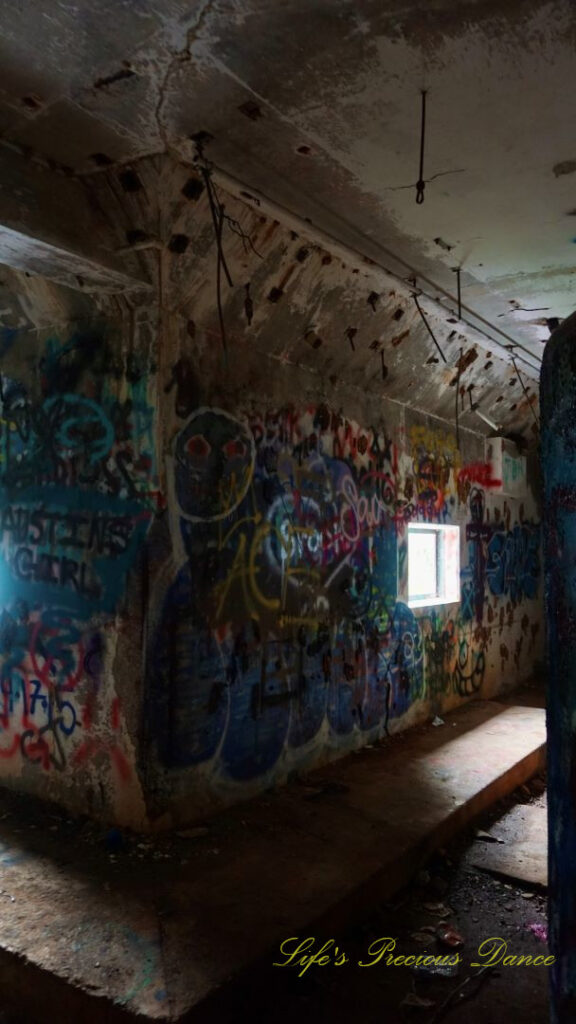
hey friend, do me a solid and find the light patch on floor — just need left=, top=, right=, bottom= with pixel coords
left=466, top=795, right=547, bottom=889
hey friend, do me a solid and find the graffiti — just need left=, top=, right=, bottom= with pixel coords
left=339, top=473, right=390, bottom=543
left=423, top=614, right=456, bottom=696
left=462, top=488, right=492, bottom=623
left=0, top=601, right=101, bottom=770
left=452, top=637, right=486, bottom=697
left=0, top=497, right=150, bottom=615
left=20, top=695, right=77, bottom=772
left=145, top=584, right=424, bottom=777
left=146, top=401, right=541, bottom=788
left=486, top=522, right=540, bottom=602
left=400, top=425, right=460, bottom=522
left=456, top=462, right=501, bottom=503
left=175, top=407, right=255, bottom=522
left=0, top=612, right=128, bottom=773
left=1, top=338, right=157, bottom=518
left=43, top=394, right=114, bottom=463
left=146, top=404, right=420, bottom=778
left=73, top=697, right=132, bottom=782
left=0, top=329, right=157, bottom=781
left=502, top=451, right=524, bottom=490
left=385, top=602, right=424, bottom=716
left=422, top=610, right=486, bottom=698
left=461, top=488, right=540, bottom=621
left=168, top=413, right=400, bottom=630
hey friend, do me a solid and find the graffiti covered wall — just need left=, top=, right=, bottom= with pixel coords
left=109, top=160, right=544, bottom=826
left=0, top=321, right=159, bottom=826
left=0, top=162, right=543, bottom=829
left=142, top=395, right=542, bottom=821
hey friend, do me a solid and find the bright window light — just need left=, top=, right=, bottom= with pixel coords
left=407, top=523, right=460, bottom=608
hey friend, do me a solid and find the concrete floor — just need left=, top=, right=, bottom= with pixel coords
left=0, top=687, right=546, bottom=1022
left=467, top=794, right=547, bottom=888
left=207, top=774, right=549, bottom=1024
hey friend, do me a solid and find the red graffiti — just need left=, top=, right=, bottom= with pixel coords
left=457, top=463, right=501, bottom=489
left=72, top=699, right=131, bottom=782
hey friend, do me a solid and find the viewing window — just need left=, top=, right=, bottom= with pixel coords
left=407, top=523, right=460, bottom=608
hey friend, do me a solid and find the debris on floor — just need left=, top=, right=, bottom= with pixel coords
left=202, top=772, right=549, bottom=1024
left=436, top=924, right=465, bottom=949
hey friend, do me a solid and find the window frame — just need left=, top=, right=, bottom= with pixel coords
left=406, top=522, right=460, bottom=609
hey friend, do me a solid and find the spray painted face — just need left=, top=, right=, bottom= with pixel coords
left=174, top=408, right=255, bottom=522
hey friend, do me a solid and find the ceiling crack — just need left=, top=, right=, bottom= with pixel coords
left=154, top=0, right=218, bottom=151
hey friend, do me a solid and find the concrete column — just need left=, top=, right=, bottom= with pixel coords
left=541, top=309, right=576, bottom=1022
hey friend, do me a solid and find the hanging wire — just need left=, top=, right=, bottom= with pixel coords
left=215, top=205, right=229, bottom=355
left=204, top=156, right=541, bottom=376
left=454, top=266, right=462, bottom=320
left=199, top=163, right=233, bottom=287
left=416, top=90, right=428, bottom=204
left=511, top=356, right=540, bottom=428
left=455, top=348, right=463, bottom=449
left=210, top=176, right=264, bottom=260
left=412, top=293, right=447, bottom=363
left=195, top=144, right=233, bottom=356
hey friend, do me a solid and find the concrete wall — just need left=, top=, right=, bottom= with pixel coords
left=137, top=160, right=544, bottom=826
left=0, top=269, right=157, bottom=827
left=0, top=159, right=544, bottom=828
left=142, top=393, right=542, bottom=825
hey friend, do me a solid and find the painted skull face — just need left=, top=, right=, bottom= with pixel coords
left=175, top=408, right=255, bottom=522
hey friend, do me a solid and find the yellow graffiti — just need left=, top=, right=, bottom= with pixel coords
left=212, top=513, right=323, bottom=622
left=409, top=425, right=461, bottom=464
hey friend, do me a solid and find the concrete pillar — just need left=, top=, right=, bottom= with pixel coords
left=541, top=309, right=576, bottom=1022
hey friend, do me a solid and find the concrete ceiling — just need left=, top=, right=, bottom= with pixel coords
left=0, top=0, right=574, bottom=382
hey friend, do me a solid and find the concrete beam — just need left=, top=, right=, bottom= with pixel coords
left=0, top=144, right=152, bottom=293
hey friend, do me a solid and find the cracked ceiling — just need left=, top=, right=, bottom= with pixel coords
left=0, top=0, right=573, bottom=390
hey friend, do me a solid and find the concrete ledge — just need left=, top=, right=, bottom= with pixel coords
left=0, top=696, right=545, bottom=1021
left=0, top=145, right=152, bottom=292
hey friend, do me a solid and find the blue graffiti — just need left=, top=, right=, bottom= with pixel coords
left=486, top=523, right=540, bottom=602
left=42, top=394, right=114, bottom=465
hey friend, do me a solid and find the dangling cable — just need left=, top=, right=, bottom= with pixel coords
left=455, top=348, right=463, bottom=450
left=511, top=356, right=540, bottom=428
left=215, top=204, right=229, bottom=356
left=195, top=143, right=233, bottom=357
left=413, top=293, right=447, bottom=363
left=199, top=163, right=233, bottom=288
left=416, top=90, right=428, bottom=204
left=454, top=266, right=462, bottom=320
